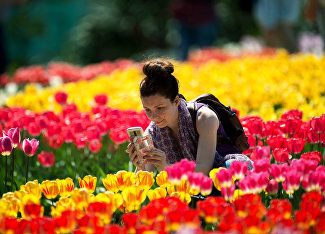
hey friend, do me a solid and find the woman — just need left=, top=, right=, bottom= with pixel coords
left=127, top=58, right=253, bottom=176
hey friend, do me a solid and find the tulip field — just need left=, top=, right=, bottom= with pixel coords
left=0, top=48, right=325, bottom=233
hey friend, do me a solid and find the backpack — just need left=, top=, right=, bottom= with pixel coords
left=180, top=93, right=249, bottom=153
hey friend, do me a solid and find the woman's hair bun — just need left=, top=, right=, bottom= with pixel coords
left=142, top=58, right=174, bottom=79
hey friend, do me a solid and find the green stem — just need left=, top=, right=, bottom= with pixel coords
left=255, top=136, right=259, bottom=147
left=5, top=156, right=8, bottom=192
left=11, top=149, right=15, bottom=191
left=26, top=157, right=30, bottom=183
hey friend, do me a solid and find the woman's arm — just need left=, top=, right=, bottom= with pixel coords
left=195, top=106, right=219, bottom=176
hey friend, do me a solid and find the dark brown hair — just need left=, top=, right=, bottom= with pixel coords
left=140, top=58, right=179, bottom=101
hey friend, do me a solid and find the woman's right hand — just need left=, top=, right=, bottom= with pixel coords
left=126, top=143, right=145, bottom=170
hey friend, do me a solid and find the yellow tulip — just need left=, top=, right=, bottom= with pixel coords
left=102, top=174, right=120, bottom=193
left=70, top=188, right=90, bottom=211
left=136, top=170, right=154, bottom=190
left=20, top=180, right=42, bottom=199
left=41, top=180, right=60, bottom=199
left=20, top=194, right=44, bottom=220
left=78, top=175, right=97, bottom=193
left=147, top=187, right=167, bottom=201
left=121, top=185, right=147, bottom=212
left=115, top=170, right=136, bottom=191
left=170, top=192, right=191, bottom=204
left=156, top=171, right=170, bottom=188
left=56, top=178, right=74, bottom=197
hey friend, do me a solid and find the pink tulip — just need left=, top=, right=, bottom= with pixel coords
left=0, top=136, right=13, bottom=156
left=3, top=127, right=20, bottom=148
left=221, top=185, right=235, bottom=202
left=250, top=146, right=271, bottom=161
left=266, top=180, right=278, bottom=195
left=230, top=160, right=248, bottom=180
left=282, top=169, right=302, bottom=194
left=216, top=168, right=233, bottom=188
left=22, top=138, right=39, bottom=157
left=302, top=171, right=325, bottom=192
left=253, top=159, right=270, bottom=173
left=200, top=177, right=213, bottom=196
left=270, top=163, right=289, bottom=182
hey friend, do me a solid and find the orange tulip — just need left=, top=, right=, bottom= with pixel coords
left=56, top=178, right=74, bottom=197
left=78, top=175, right=97, bottom=193
left=136, top=170, right=154, bottom=190
left=41, top=180, right=59, bottom=199
left=102, top=174, right=119, bottom=193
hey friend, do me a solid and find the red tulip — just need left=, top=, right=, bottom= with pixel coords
left=283, top=118, right=302, bottom=136
left=249, top=118, right=265, bottom=139
left=301, top=151, right=322, bottom=164
left=307, top=129, right=320, bottom=143
left=27, top=121, right=41, bottom=136
left=309, top=116, right=325, bottom=134
left=0, top=136, right=13, bottom=156
left=37, top=151, right=55, bottom=167
left=286, top=138, right=306, bottom=154
left=22, top=138, right=39, bottom=157
left=272, top=148, right=290, bottom=163
left=267, top=136, right=287, bottom=151
left=122, top=213, right=140, bottom=229
left=281, top=109, right=303, bottom=120
left=94, top=94, right=108, bottom=106
left=3, top=127, right=20, bottom=148
left=54, top=91, right=68, bottom=104
left=89, top=140, right=102, bottom=153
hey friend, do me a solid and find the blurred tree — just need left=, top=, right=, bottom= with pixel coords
left=63, top=0, right=171, bottom=64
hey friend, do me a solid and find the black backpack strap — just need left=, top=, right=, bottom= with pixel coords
left=186, top=101, right=198, bottom=135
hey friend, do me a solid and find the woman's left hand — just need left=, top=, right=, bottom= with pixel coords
left=142, top=148, right=167, bottom=171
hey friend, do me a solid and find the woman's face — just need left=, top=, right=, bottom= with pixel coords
left=141, top=94, right=179, bottom=128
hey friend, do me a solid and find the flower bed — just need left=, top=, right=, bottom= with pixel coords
left=5, top=52, right=325, bottom=120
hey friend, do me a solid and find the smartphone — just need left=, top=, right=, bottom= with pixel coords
left=127, top=127, right=144, bottom=143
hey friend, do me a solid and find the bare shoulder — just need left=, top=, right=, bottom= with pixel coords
left=196, top=106, right=219, bottom=134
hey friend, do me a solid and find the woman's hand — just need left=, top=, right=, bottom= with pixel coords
left=142, top=148, right=167, bottom=172
left=126, top=143, right=145, bottom=171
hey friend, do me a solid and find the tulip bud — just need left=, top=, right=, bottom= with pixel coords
left=94, top=94, right=108, bottom=106
left=22, top=138, right=39, bottom=157
left=0, top=136, right=13, bottom=156
left=200, top=177, right=212, bottom=196
left=3, top=128, right=20, bottom=148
